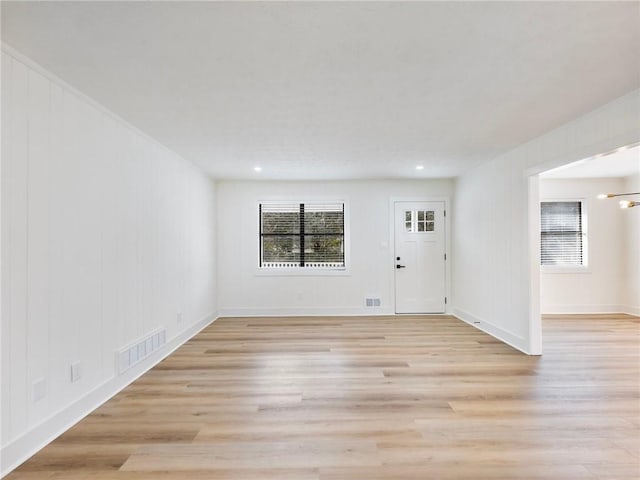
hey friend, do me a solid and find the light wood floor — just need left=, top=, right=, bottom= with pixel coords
left=6, top=314, right=639, bottom=479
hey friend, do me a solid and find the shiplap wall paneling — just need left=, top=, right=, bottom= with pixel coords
left=1, top=50, right=218, bottom=475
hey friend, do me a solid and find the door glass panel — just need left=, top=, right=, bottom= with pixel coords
left=403, top=210, right=437, bottom=233
left=405, top=211, right=414, bottom=232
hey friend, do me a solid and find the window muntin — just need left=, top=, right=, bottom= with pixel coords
left=260, top=203, right=345, bottom=269
left=540, top=201, right=586, bottom=266
left=405, top=210, right=435, bottom=233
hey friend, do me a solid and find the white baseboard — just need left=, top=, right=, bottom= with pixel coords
left=218, top=306, right=397, bottom=317
left=452, top=308, right=529, bottom=354
left=542, top=304, right=640, bottom=316
left=0, top=311, right=218, bottom=478
left=218, top=306, right=454, bottom=317
left=622, top=305, right=640, bottom=317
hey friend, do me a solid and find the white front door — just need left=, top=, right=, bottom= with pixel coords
left=394, top=201, right=446, bottom=313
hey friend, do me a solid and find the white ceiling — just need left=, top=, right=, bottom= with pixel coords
left=541, top=144, right=640, bottom=179
left=2, top=1, right=639, bottom=180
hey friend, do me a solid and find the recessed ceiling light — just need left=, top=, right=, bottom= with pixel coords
left=416, top=165, right=424, bottom=170
left=254, top=166, right=262, bottom=172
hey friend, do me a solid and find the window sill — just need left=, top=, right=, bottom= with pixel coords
left=255, top=267, right=351, bottom=277
left=541, top=265, right=591, bottom=274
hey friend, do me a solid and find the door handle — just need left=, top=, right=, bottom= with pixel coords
left=396, top=264, right=406, bottom=269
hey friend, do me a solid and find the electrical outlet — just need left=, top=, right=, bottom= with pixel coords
left=32, top=378, right=46, bottom=402
left=177, top=312, right=183, bottom=323
left=70, top=362, right=82, bottom=383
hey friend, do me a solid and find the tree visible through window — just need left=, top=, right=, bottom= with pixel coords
left=260, top=203, right=345, bottom=268
left=540, top=201, right=585, bottom=266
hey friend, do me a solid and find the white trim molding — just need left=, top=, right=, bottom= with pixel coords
left=622, top=306, right=640, bottom=317
left=218, top=307, right=396, bottom=317
left=453, top=308, right=530, bottom=355
left=542, top=305, right=640, bottom=316
left=0, top=312, right=218, bottom=478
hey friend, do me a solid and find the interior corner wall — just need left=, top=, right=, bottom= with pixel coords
left=1, top=50, right=217, bottom=475
left=452, top=88, right=640, bottom=354
left=622, top=173, right=640, bottom=315
left=539, top=177, right=627, bottom=314
left=216, top=179, right=453, bottom=316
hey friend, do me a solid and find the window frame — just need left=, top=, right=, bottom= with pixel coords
left=540, top=198, right=590, bottom=274
left=256, top=199, right=351, bottom=277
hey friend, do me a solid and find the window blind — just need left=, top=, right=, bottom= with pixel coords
left=260, top=203, right=345, bottom=268
left=540, top=201, right=583, bottom=266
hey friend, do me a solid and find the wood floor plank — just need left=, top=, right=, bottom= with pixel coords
left=585, top=463, right=640, bottom=479
left=46, top=470, right=321, bottom=480
left=318, top=464, right=597, bottom=480
left=5, top=313, right=639, bottom=479
left=120, top=440, right=381, bottom=470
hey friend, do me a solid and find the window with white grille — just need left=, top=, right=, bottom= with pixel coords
left=540, top=201, right=587, bottom=267
left=259, top=203, right=345, bottom=269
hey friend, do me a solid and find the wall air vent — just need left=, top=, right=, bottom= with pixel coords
left=365, top=297, right=381, bottom=307
left=117, top=328, right=166, bottom=374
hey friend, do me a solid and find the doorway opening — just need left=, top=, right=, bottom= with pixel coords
left=528, top=143, right=640, bottom=353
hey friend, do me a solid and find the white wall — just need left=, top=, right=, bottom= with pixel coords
left=217, top=179, right=453, bottom=316
left=539, top=177, right=627, bottom=314
left=621, top=173, right=640, bottom=315
left=453, top=88, right=640, bottom=354
left=1, top=49, right=217, bottom=474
